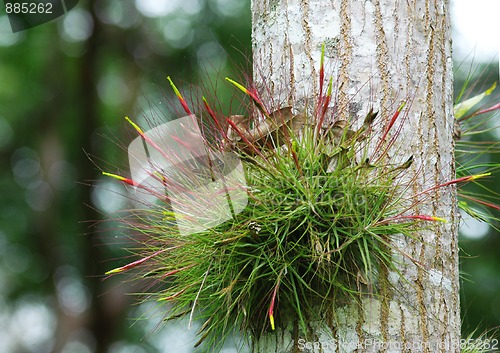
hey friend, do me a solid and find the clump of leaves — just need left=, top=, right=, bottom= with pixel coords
left=453, top=77, right=500, bottom=352
left=455, top=80, right=500, bottom=228
left=102, top=47, right=495, bottom=351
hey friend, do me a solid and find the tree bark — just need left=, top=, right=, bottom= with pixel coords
left=252, top=0, right=459, bottom=352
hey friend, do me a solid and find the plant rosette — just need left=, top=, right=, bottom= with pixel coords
left=101, top=48, right=498, bottom=351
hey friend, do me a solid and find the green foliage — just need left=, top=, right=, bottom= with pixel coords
left=133, top=119, right=420, bottom=350
left=104, top=60, right=486, bottom=350
left=455, top=81, right=500, bottom=229
left=453, top=72, right=500, bottom=340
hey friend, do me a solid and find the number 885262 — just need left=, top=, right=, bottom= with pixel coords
left=5, top=2, right=53, bottom=14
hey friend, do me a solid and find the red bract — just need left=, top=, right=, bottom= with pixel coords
left=415, top=173, right=491, bottom=198
left=168, top=76, right=192, bottom=115
left=105, top=249, right=168, bottom=275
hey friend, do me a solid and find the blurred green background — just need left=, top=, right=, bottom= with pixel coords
left=0, top=1, right=498, bottom=352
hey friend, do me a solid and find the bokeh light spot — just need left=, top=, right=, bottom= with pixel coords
left=60, top=9, right=94, bottom=42
left=135, top=0, right=180, bottom=18
left=97, top=72, right=130, bottom=106
left=459, top=209, right=490, bottom=240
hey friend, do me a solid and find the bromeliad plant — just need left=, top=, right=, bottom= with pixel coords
left=455, top=80, right=500, bottom=227
left=102, top=48, right=498, bottom=351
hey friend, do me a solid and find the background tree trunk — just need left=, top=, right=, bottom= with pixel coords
left=252, top=0, right=459, bottom=352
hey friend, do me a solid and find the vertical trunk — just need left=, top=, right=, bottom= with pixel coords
left=252, top=0, right=458, bottom=352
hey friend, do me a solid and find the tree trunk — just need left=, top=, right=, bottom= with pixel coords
left=251, top=0, right=459, bottom=352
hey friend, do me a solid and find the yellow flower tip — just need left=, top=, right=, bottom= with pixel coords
left=167, top=76, right=183, bottom=99
left=431, top=216, right=448, bottom=223
left=485, top=81, right=497, bottom=95
left=320, top=42, right=325, bottom=66
left=105, top=267, right=123, bottom=275
left=167, top=76, right=192, bottom=114
left=225, top=77, right=248, bottom=94
left=326, top=77, right=333, bottom=97
left=124, top=116, right=144, bottom=134
left=470, top=172, right=491, bottom=181
left=102, top=171, right=125, bottom=182
left=398, top=101, right=407, bottom=112
left=269, top=315, right=275, bottom=330
left=102, top=171, right=137, bottom=186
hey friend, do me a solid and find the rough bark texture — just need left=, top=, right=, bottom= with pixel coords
left=252, top=0, right=459, bottom=352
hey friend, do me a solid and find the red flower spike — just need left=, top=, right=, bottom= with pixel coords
left=268, top=282, right=279, bottom=330
left=225, top=77, right=270, bottom=117
left=319, top=43, right=325, bottom=99
left=374, top=101, right=406, bottom=155
left=385, top=215, right=447, bottom=223
left=167, top=76, right=192, bottom=115
left=105, top=249, right=167, bottom=275
left=102, top=170, right=172, bottom=201
left=102, top=171, right=138, bottom=187
left=125, top=116, right=171, bottom=161
left=460, top=194, right=500, bottom=211
left=318, top=77, right=333, bottom=131
left=415, top=172, right=491, bottom=198
left=386, top=101, right=406, bottom=135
